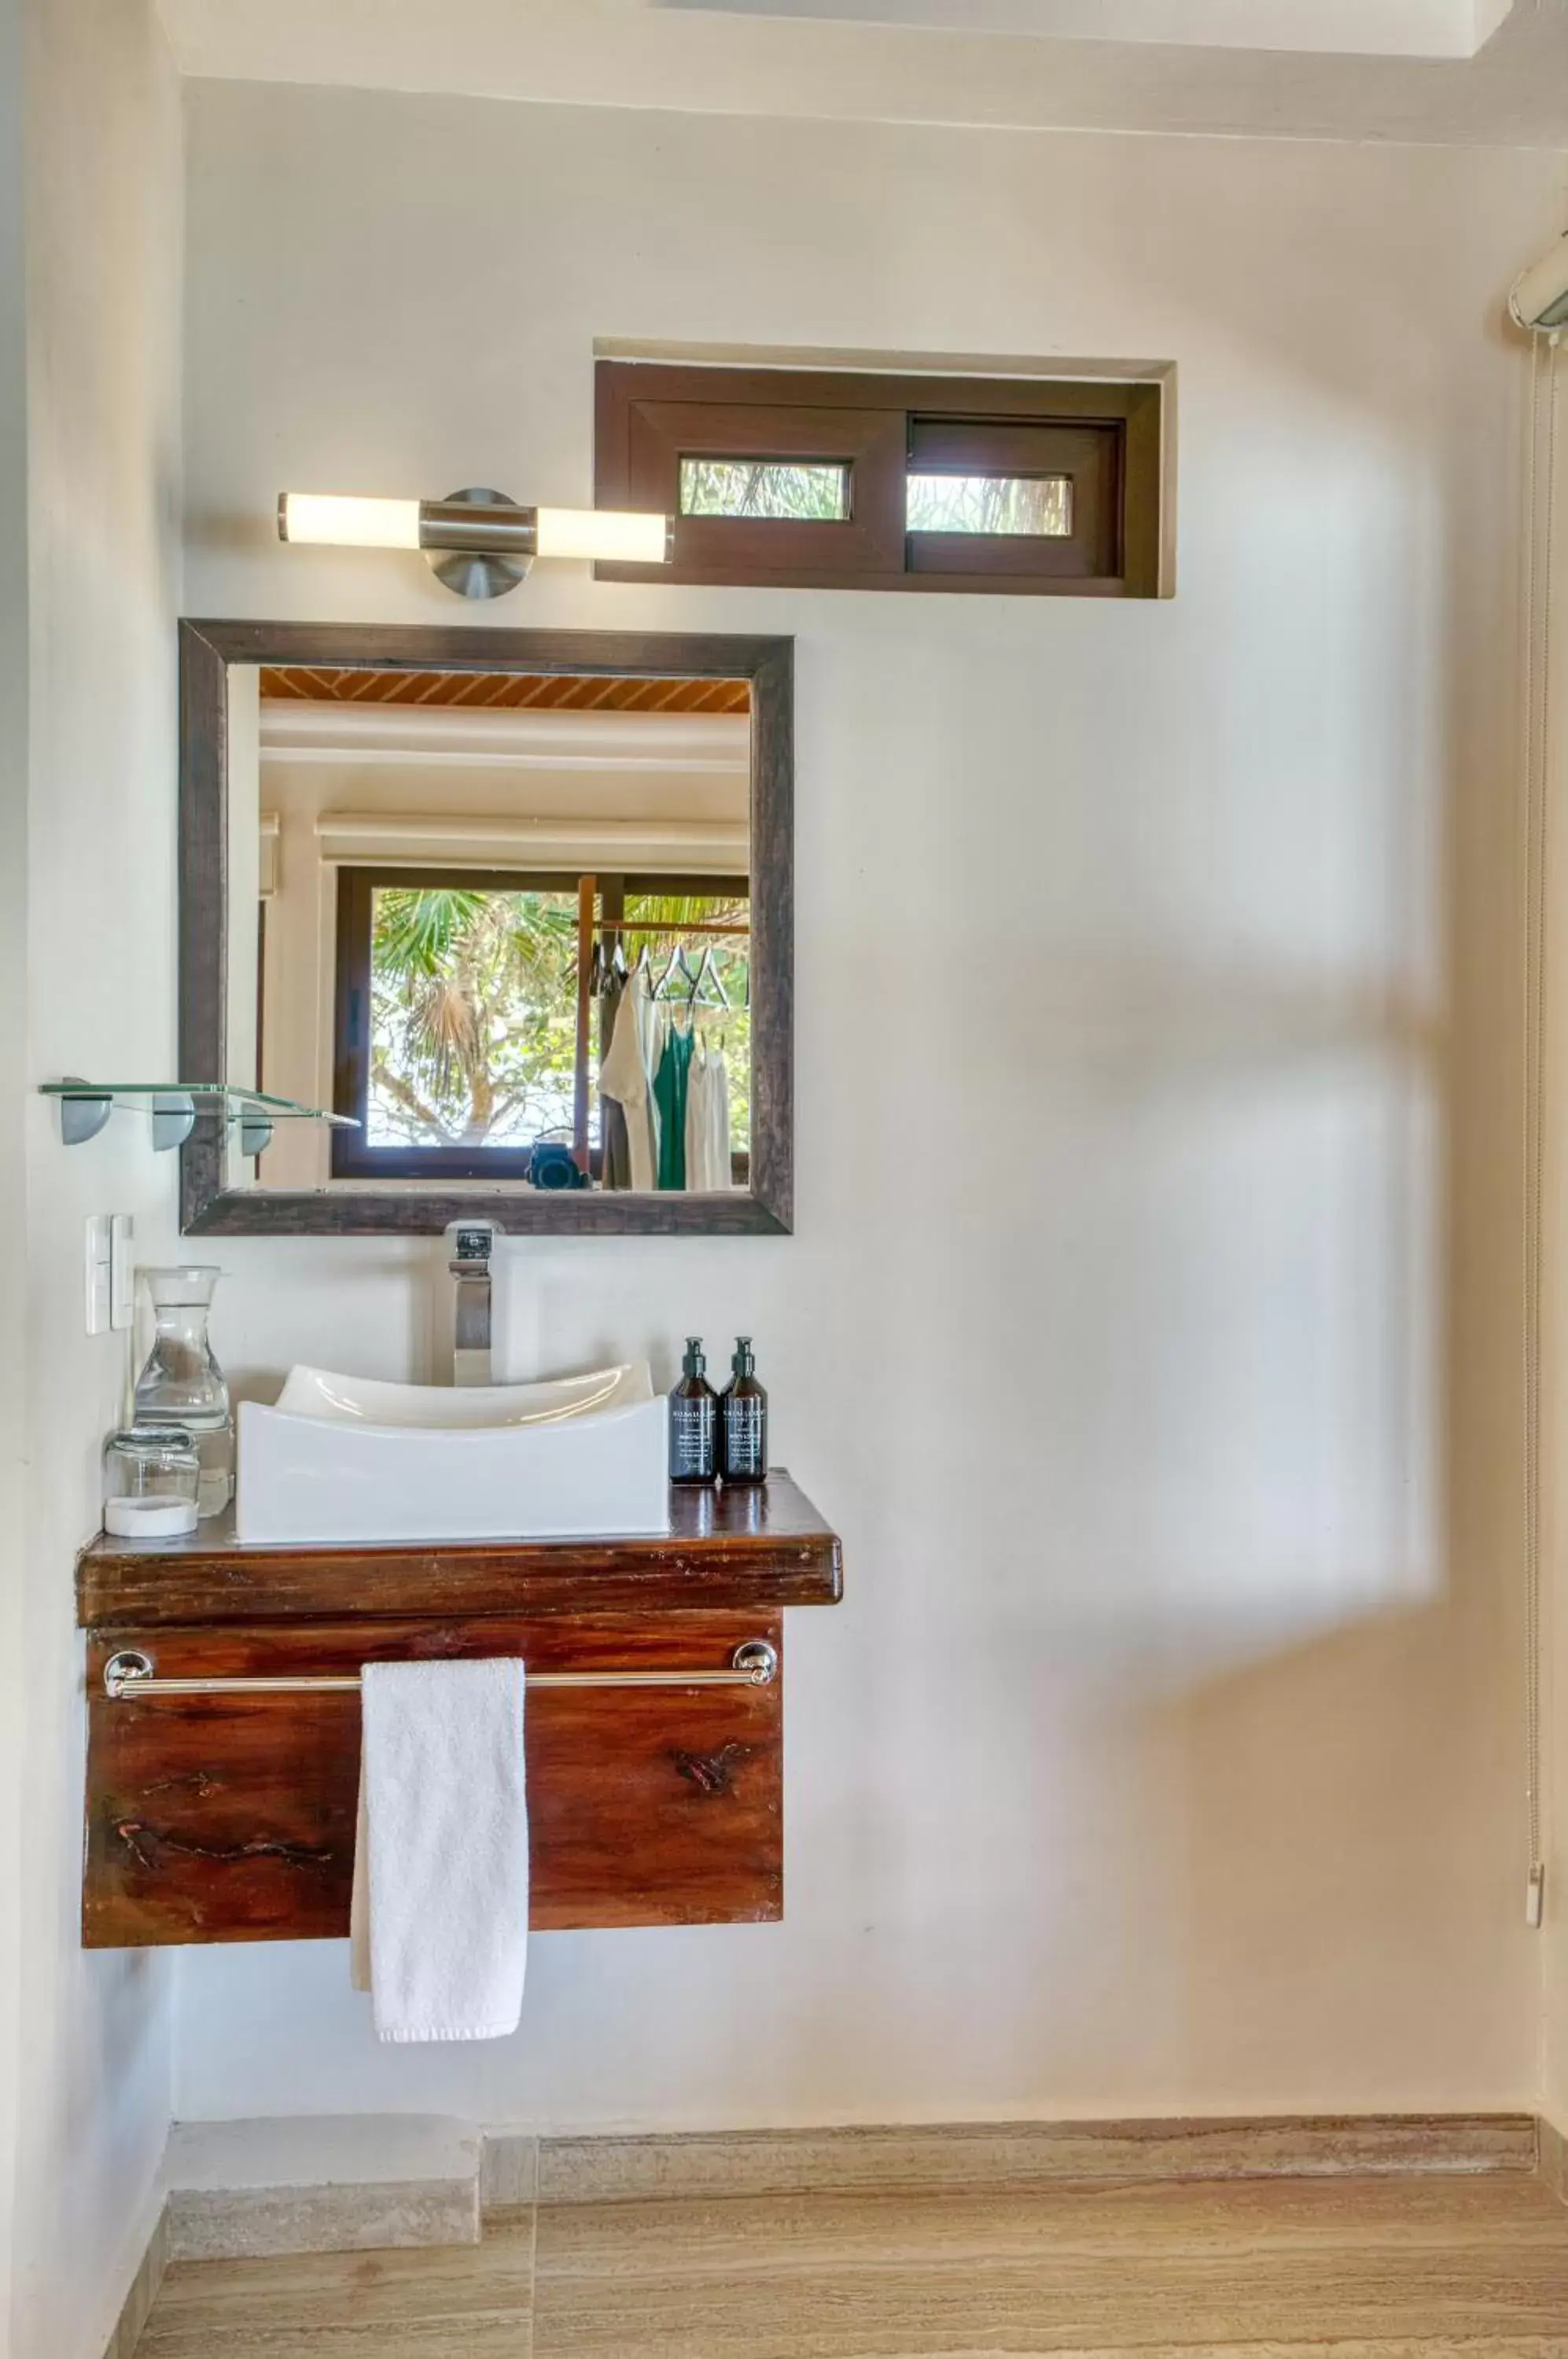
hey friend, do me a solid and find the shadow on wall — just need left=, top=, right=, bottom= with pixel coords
left=1165, top=1596, right=1511, bottom=2096
left=827, top=937, right=1445, bottom=1654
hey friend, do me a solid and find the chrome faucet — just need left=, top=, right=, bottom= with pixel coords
left=444, top=1220, right=499, bottom=1387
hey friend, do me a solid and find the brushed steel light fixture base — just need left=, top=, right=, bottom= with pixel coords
left=423, top=487, right=534, bottom=599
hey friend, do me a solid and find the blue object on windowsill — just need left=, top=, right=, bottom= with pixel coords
left=528, top=1141, right=589, bottom=1191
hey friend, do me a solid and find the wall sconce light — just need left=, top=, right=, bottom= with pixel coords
left=276, top=487, right=673, bottom=599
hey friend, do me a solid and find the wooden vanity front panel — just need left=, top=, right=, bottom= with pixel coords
left=83, top=1614, right=782, bottom=1948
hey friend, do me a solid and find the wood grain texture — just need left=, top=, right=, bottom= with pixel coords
left=176, top=620, right=793, bottom=1238
left=259, top=668, right=751, bottom=712
left=76, top=1472, right=841, bottom=1628
left=177, top=622, right=230, bottom=1238
left=83, top=1614, right=782, bottom=1948
left=137, top=2169, right=1568, bottom=2359
left=142, top=2226, right=538, bottom=2359
left=528, top=2177, right=1568, bottom=2358
left=532, top=2114, right=1540, bottom=2206
left=186, top=1183, right=789, bottom=1238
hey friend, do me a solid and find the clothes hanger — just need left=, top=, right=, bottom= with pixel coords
left=651, top=945, right=684, bottom=1000
left=655, top=945, right=702, bottom=1004
left=690, top=944, right=730, bottom=1010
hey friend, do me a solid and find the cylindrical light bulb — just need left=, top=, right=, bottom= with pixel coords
left=533, top=507, right=671, bottom=564
left=278, top=494, right=422, bottom=550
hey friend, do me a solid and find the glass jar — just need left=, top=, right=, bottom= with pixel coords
left=133, top=1265, right=234, bottom=1517
left=102, top=1426, right=201, bottom=1538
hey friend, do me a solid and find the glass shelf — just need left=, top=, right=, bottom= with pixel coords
left=41, top=1080, right=359, bottom=1151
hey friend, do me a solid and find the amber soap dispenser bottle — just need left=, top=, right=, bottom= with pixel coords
left=668, top=1336, right=718, bottom=1485
left=719, top=1335, right=768, bottom=1485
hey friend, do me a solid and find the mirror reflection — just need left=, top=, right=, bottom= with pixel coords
left=224, top=664, right=751, bottom=1194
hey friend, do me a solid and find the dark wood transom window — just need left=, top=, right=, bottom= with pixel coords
left=595, top=362, right=1163, bottom=598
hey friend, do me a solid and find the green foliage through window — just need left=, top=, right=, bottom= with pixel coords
left=679, top=457, right=849, bottom=522
left=906, top=473, right=1073, bottom=536
left=369, top=887, right=580, bottom=1149
left=366, top=883, right=751, bottom=1159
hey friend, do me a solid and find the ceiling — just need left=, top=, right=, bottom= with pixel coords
left=162, top=0, right=1568, bottom=146
left=259, top=669, right=751, bottom=715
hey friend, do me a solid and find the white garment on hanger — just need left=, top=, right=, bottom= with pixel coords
left=684, top=1045, right=734, bottom=1192
left=684, top=1047, right=710, bottom=1193
left=640, top=987, right=665, bottom=1172
left=598, top=970, right=658, bottom=1191
left=707, top=1048, right=733, bottom=1191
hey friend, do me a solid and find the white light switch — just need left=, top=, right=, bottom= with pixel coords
left=109, top=1213, right=134, bottom=1330
left=84, top=1216, right=112, bottom=1336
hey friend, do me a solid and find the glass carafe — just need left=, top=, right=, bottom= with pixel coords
left=133, top=1266, right=234, bottom=1517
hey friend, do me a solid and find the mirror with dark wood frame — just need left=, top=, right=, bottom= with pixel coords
left=178, top=624, right=793, bottom=1235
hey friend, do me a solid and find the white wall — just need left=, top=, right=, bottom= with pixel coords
left=178, top=80, right=1565, bottom=2129
left=2, top=5, right=184, bottom=2353
left=0, top=0, right=31, bottom=2326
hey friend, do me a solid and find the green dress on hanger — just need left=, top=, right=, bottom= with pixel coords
left=653, top=1025, right=694, bottom=1190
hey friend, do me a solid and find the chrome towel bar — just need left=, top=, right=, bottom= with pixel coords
left=101, top=1640, right=778, bottom=1702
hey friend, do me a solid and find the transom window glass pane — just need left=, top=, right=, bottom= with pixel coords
left=679, top=457, right=851, bottom=522
left=906, top=473, right=1073, bottom=538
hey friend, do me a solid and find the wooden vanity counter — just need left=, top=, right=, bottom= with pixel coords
left=76, top=1472, right=841, bottom=1950
left=77, top=1470, right=842, bottom=1626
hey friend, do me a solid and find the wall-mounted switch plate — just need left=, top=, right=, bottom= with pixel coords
left=109, top=1213, right=134, bottom=1330
left=84, top=1215, right=112, bottom=1336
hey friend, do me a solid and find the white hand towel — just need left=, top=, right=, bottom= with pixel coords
left=349, top=1657, right=528, bottom=2043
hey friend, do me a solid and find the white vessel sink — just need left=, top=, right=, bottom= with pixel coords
left=236, top=1362, right=670, bottom=1544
